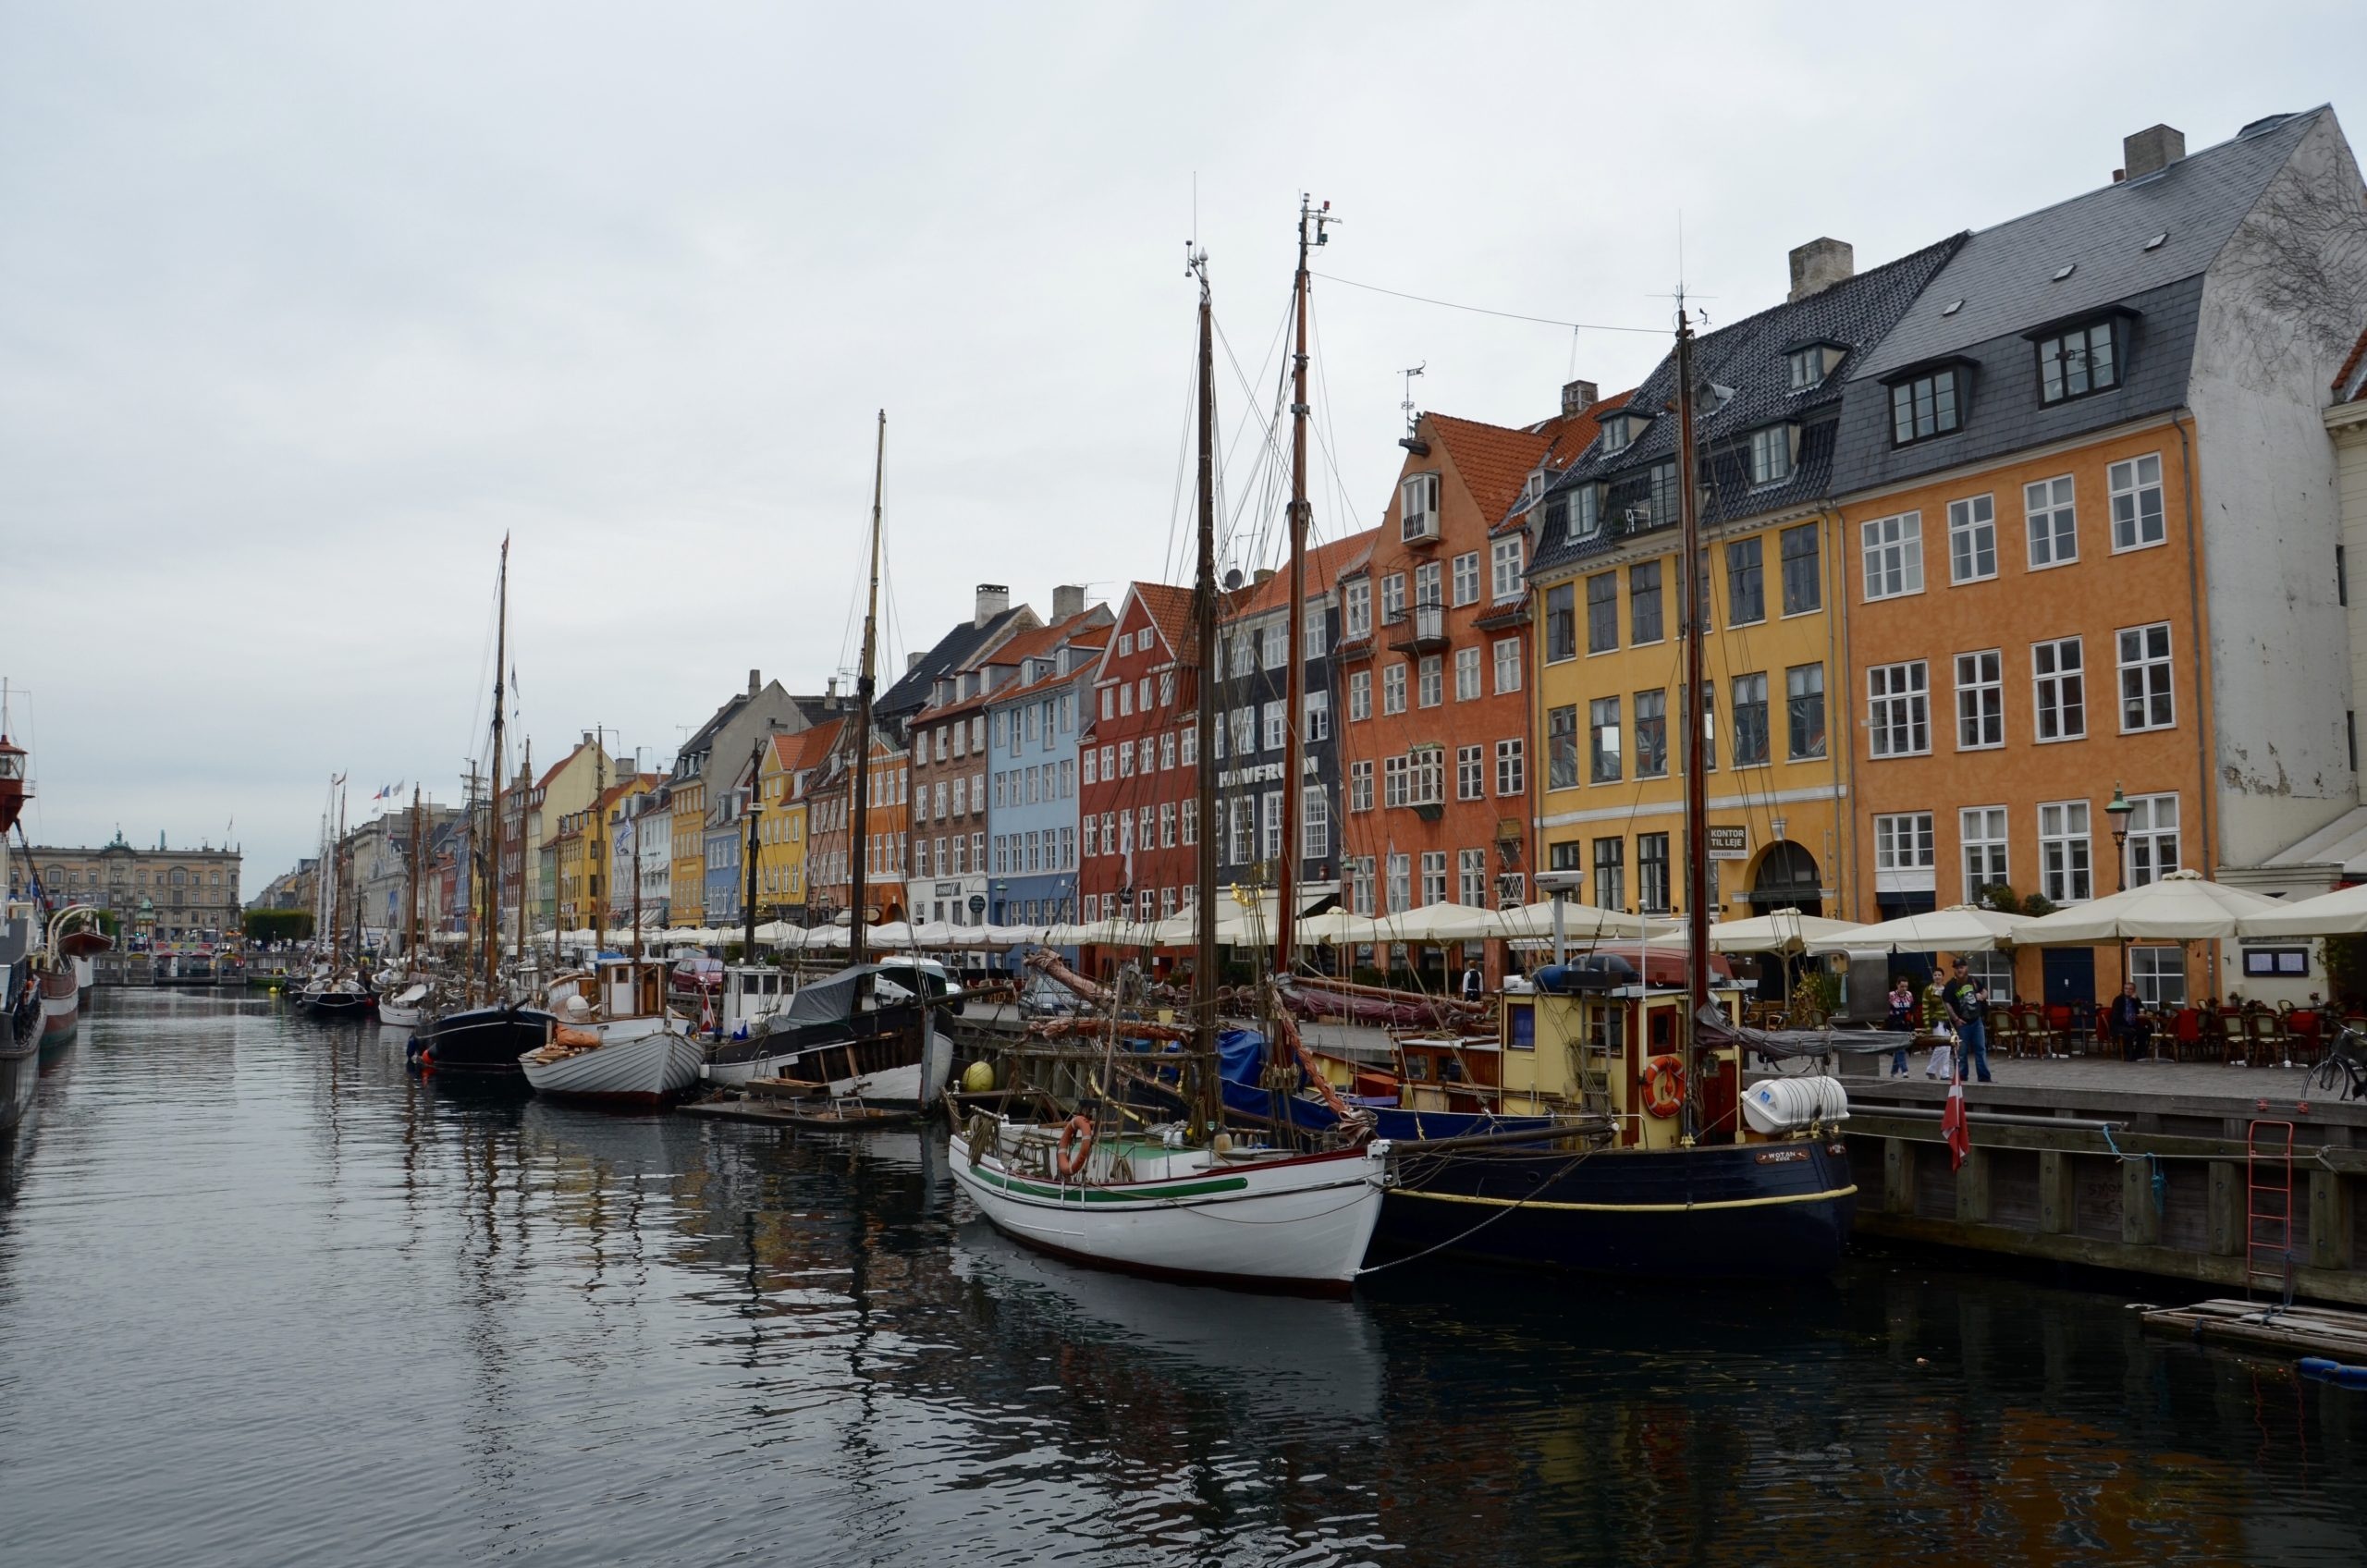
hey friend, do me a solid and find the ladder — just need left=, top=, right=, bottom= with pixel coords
left=2245, top=1120, right=2296, bottom=1306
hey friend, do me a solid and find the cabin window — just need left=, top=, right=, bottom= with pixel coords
left=1508, top=1004, right=1535, bottom=1051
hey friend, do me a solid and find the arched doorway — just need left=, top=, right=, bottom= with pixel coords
left=1748, top=839, right=1822, bottom=916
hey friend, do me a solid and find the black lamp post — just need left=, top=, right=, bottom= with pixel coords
left=2105, top=781, right=2134, bottom=893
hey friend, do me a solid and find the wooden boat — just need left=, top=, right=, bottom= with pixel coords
left=521, top=959, right=704, bottom=1105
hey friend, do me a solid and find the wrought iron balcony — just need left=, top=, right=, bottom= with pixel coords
left=1386, top=600, right=1449, bottom=655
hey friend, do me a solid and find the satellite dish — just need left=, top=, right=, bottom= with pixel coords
left=1223, top=568, right=1245, bottom=591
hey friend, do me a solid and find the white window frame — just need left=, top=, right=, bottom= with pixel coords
left=2129, top=945, right=2187, bottom=1008
left=2108, top=452, right=2166, bottom=553
left=2116, top=622, right=2175, bottom=733
left=1873, top=811, right=1936, bottom=891
left=1452, top=550, right=1482, bottom=606
left=2125, top=791, right=2180, bottom=888
left=2039, top=799, right=2091, bottom=903
left=1954, top=649, right=2003, bottom=751
left=1492, top=637, right=1522, bottom=695
left=1960, top=806, right=2008, bottom=902
left=2025, top=475, right=2078, bottom=570
left=1343, top=580, right=1371, bottom=640
left=1349, top=760, right=1373, bottom=813
left=1867, top=660, right=1931, bottom=758
left=1860, top=512, right=1923, bottom=601
left=2033, top=636, right=2086, bottom=743
left=1381, top=663, right=1406, bottom=716
left=1491, top=537, right=1525, bottom=603
left=1947, top=494, right=1997, bottom=584
left=1454, top=645, right=1481, bottom=702
left=1417, top=655, right=1443, bottom=709
left=1456, top=743, right=1484, bottom=802
left=1748, top=424, right=1793, bottom=486
left=1347, top=668, right=1371, bottom=722
left=1495, top=737, right=1525, bottom=797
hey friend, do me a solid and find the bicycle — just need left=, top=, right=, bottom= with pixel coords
left=2310, top=1023, right=2367, bottom=1101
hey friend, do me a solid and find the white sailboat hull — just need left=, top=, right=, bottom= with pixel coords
left=948, top=1122, right=1390, bottom=1293
left=520, top=1023, right=705, bottom=1104
left=704, top=1027, right=951, bottom=1109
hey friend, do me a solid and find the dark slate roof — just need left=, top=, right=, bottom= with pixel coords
left=877, top=606, right=1035, bottom=721
left=1831, top=110, right=2325, bottom=496
left=1528, top=232, right=1966, bottom=578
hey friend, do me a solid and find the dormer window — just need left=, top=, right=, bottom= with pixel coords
left=2033, top=317, right=2120, bottom=404
left=1785, top=343, right=1842, bottom=391
left=1748, top=423, right=1796, bottom=486
left=1600, top=413, right=1644, bottom=454
left=1887, top=365, right=1966, bottom=446
left=1568, top=484, right=1601, bottom=541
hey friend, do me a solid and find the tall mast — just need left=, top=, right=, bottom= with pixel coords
left=406, top=786, right=422, bottom=965
left=742, top=732, right=765, bottom=965
left=484, top=537, right=509, bottom=996
left=851, top=410, right=885, bottom=971
left=1276, top=197, right=1325, bottom=969
left=515, top=736, right=532, bottom=974
left=1674, top=299, right=1708, bottom=1142
left=631, top=779, right=644, bottom=970
left=1190, top=246, right=1220, bottom=1136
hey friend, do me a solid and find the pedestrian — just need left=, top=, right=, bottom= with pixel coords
left=1885, top=975, right=1918, bottom=1078
left=1460, top=961, right=1483, bottom=1005
left=2108, top=982, right=2152, bottom=1061
left=1942, top=958, right=1993, bottom=1084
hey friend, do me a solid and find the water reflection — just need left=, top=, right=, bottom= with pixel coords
left=0, top=993, right=2360, bottom=1567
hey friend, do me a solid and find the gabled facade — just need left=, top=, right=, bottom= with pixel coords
left=983, top=606, right=1112, bottom=941
left=754, top=720, right=842, bottom=925
left=1527, top=236, right=1962, bottom=943
left=665, top=671, right=832, bottom=929
left=808, top=726, right=910, bottom=925
left=1078, top=582, right=1200, bottom=930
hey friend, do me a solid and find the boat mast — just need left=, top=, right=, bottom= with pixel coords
left=406, top=786, right=422, bottom=965
left=484, top=537, right=509, bottom=998
left=742, top=731, right=765, bottom=966
left=1674, top=299, right=1708, bottom=1143
left=515, top=736, right=532, bottom=976
left=1275, top=195, right=1331, bottom=971
left=330, top=781, right=345, bottom=968
left=1189, top=246, right=1220, bottom=1138
left=851, top=410, right=885, bottom=971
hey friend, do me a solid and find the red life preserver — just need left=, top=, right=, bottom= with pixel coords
left=1642, top=1055, right=1686, bottom=1119
left=1056, top=1113, right=1096, bottom=1178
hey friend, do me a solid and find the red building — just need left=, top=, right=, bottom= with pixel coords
left=1077, top=581, right=1200, bottom=930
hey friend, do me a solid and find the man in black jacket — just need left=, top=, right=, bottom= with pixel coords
left=2108, top=982, right=2152, bottom=1061
left=1941, top=960, right=1993, bottom=1084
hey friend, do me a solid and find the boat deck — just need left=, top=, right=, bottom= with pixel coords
left=2140, top=1297, right=2367, bottom=1360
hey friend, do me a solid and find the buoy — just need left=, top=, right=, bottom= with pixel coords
left=2300, top=1356, right=2367, bottom=1389
left=960, top=1059, right=997, bottom=1094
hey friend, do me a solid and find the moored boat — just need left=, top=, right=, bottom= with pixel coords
left=2, top=721, right=54, bottom=1126
left=704, top=962, right=953, bottom=1108
left=520, top=958, right=704, bottom=1105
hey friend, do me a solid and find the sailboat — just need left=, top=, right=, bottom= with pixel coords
left=411, top=539, right=556, bottom=1078
left=295, top=779, right=376, bottom=1020
left=949, top=238, right=1390, bottom=1295
left=374, top=789, right=435, bottom=1028
left=1, top=719, right=76, bottom=1126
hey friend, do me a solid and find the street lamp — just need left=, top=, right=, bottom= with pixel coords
left=2105, top=782, right=2134, bottom=893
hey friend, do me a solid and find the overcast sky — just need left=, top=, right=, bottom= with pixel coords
left=5, top=1, right=2361, bottom=887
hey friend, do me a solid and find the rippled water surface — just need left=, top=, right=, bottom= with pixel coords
left=4, top=994, right=2365, bottom=1566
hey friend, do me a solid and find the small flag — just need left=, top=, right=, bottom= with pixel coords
left=1941, top=1056, right=1970, bottom=1171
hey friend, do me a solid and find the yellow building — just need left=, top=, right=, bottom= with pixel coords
left=1523, top=239, right=1957, bottom=925
left=754, top=721, right=840, bottom=922
left=670, top=777, right=706, bottom=925
left=553, top=819, right=587, bottom=930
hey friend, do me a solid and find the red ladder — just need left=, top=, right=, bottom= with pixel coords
left=2246, top=1119, right=2296, bottom=1305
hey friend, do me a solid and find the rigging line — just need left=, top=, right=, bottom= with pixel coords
left=1304, top=289, right=1362, bottom=545
left=1311, top=271, right=1664, bottom=334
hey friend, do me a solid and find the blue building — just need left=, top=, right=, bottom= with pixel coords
left=985, top=608, right=1110, bottom=966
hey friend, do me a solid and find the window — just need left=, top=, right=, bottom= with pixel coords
left=1118, top=741, right=1135, bottom=778
left=1417, top=655, right=1443, bottom=708
left=1344, top=580, right=1371, bottom=640
left=2129, top=945, right=2186, bottom=1009
left=1570, top=484, right=1600, bottom=541
left=1874, top=812, right=1936, bottom=880
left=1401, top=472, right=1441, bottom=540
left=1786, top=344, right=1831, bottom=390
left=1381, top=664, right=1406, bottom=715
left=1590, top=697, right=1623, bottom=782
left=2125, top=792, right=2180, bottom=887
left=1955, top=649, right=2004, bottom=750
left=2026, top=475, right=2077, bottom=568
left=1419, top=851, right=1449, bottom=907
left=1159, top=802, right=1176, bottom=850
left=1302, top=788, right=1328, bottom=859
left=1889, top=368, right=1962, bottom=444
left=1347, top=668, right=1371, bottom=721
left=1726, top=537, right=1765, bottom=625
left=1547, top=704, right=1579, bottom=790
left=1748, top=424, right=1793, bottom=485
left=2116, top=622, right=2174, bottom=731
left=1780, top=523, right=1821, bottom=614
left=1180, top=727, right=1196, bottom=766
left=1593, top=837, right=1625, bottom=912
left=1383, top=755, right=1408, bottom=809
left=1648, top=462, right=1679, bottom=527
left=1961, top=806, right=2009, bottom=902
left=1687, top=680, right=1717, bottom=772
left=1868, top=662, right=1930, bottom=756
left=1946, top=495, right=1997, bottom=583
left=1491, top=537, right=1525, bottom=602
left=1225, top=800, right=1250, bottom=864
left=1257, top=621, right=1286, bottom=670
left=1408, top=748, right=1443, bottom=806
left=1785, top=664, right=1826, bottom=760
left=1600, top=414, right=1639, bottom=455
left=1380, top=572, right=1405, bottom=623
left=1159, top=670, right=1177, bottom=707
left=1081, top=747, right=1097, bottom=786
left=1117, top=631, right=1134, bottom=656
left=1302, top=605, right=1327, bottom=660
left=1261, top=791, right=1282, bottom=861
left=1861, top=512, right=1923, bottom=600
left=1545, top=583, right=1576, bottom=663
left=2039, top=800, right=2091, bottom=903
left=1492, top=637, right=1522, bottom=694
left=2033, top=637, right=2085, bottom=741
left=1349, top=855, right=1376, bottom=915
left=1179, top=802, right=1195, bottom=847
left=1587, top=571, right=1618, bottom=653
left=1634, top=690, right=1669, bottom=778
left=1630, top=561, right=1663, bottom=644
left=1414, top=560, right=1443, bottom=613
left=1457, top=744, right=1484, bottom=801
left=1458, top=848, right=1488, bottom=906
left=2108, top=453, right=2165, bottom=551
left=1305, top=691, right=1330, bottom=742
left=1733, top=673, right=1770, bottom=766
left=1386, top=852, right=1411, bottom=913
left=1634, top=833, right=1670, bottom=913
left=2035, top=319, right=2118, bottom=404
left=1452, top=551, right=1482, bottom=606
left=1350, top=760, right=1374, bottom=812
left=1496, top=738, right=1525, bottom=796
left=1262, top=701, right=1285, bottom=752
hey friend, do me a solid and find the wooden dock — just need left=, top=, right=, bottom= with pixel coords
left=2141, top=1297, right=2367, bottom=1362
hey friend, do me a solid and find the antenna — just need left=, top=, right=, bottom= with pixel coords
left=1400, top=361, right=1426, bottom=433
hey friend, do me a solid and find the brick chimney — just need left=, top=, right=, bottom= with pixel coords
left=975, top=583, right=1011, bottom=628
left=2122, top=124, right=2186, bottom=180
left=1787, top=238, right=1854, bottom=302
left=1052, top=583, right=1085, bottom=621
left=747, top=668, right=761, bottom=696
left=1561, top=379, right=1598, bottom=417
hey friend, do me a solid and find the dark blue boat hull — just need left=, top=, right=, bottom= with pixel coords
left=1374, top=1137, right=1857, bottom=1280
left=412, top=1006, right=554, bottom=1077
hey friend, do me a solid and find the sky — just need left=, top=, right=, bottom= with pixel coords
left=4, top=0, right=2361, bottom=887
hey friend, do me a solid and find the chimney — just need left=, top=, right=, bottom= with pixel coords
left=747, top=668, right=761, bottom=696
left=1560, top=379, right=1598, bottom=417
left=906, top=650, right=925, bottom=672
left=2122, top=124, right=2186, bottom=180
left=975, top=583, right=1011, bottom=628
left=1254, top=567, right=1276, bottom=586
left=582, top=730, right=593, bottom=747
left=1787, top=238, right=1854, bottom=302
left=826, top=675, right=839, bottom=706
left=1052, top=583, right=1085, bottom=621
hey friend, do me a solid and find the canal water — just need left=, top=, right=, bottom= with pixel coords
left=4, top=994, right=2365, bottom=1566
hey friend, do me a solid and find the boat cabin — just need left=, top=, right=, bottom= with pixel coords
left=1500, top=957, right=1754, bottom=1151
left=719, top=963, right=794, bottom=1037
left=550, top=958, right=668, bottom=1022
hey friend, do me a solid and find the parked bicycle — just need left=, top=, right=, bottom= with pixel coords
left=2311, top=1023, right=2367, bottom=1101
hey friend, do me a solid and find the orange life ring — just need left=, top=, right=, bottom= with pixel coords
left=1642, top=1054, right=1686, bottom=1119
left=1056, top=1113, right=1096, bottom=1178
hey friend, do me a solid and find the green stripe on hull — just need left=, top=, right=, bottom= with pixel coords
left=963, top=1161, right=1251, bottom=1205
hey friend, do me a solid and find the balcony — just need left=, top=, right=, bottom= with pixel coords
left=1385, top=600, right=1449, bottom=656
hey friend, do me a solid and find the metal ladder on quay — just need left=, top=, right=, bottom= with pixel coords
left=2246, top=1119, right=2296, bottom=1310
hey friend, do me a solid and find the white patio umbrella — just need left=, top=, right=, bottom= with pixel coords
left=1706, top=907, right=1863, bottom=954
left=2016, top=869, right=2283, bottom=943
left=1362, top=902, right=1501, bottom=944
left=1802, top=904, right=2033, bottom=955
left=2235, top=880, right=2367, bottom=938
left=1495, top=899, right=1678, bottom=944
left=753, top=920, right=797, bottom=945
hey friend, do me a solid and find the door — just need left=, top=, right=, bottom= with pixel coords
left=2042, top=947, right=2095, bottom=1007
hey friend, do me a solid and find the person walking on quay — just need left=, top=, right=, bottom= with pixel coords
left=1885, top=975, right=1918, bottom=1078
left=1942, top=958, right=1993, bottom=1084
left=2108, top=982, right=2152, bottom=1061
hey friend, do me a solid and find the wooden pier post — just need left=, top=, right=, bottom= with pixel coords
left=1955, top=1144, right=1991, bottom=1224
left=2039, top=1150, right=2072, bottom=1235
left=2207, top=1161, right=2244, bottom=1257
left=1883, top=1138, right=1915, bottom=1216
left=2120, top=1157, right=2161, bottom=1246
left=2310, top=1168, right=2355, bottom=1271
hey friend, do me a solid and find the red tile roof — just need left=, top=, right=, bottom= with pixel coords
left=1411, top=392, right=1636, bottom=538
left=1128, top=581, right=1200, bottom=664
left=768, top=717, right=843, bottom=777
left=1221, top=527, right=1380, bottom=620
